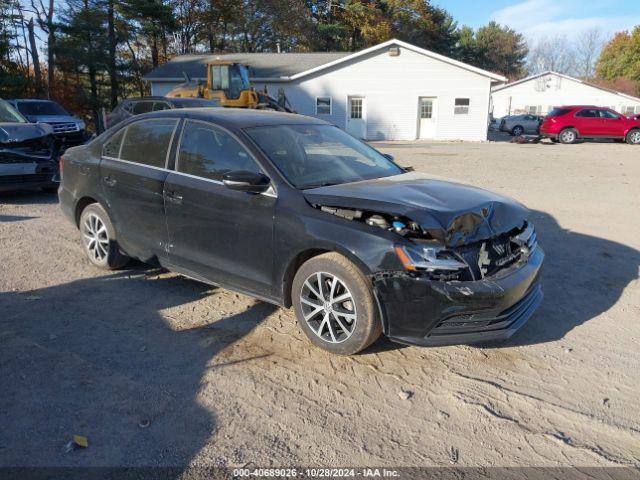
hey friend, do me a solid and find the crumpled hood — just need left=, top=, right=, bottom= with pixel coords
left=303, top=172, right=529, bottom=247
left=0, top=122, right=54, bottom=144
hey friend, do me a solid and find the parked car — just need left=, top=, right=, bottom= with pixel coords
left=59, top=109, right=544, bottom=355
left=106, top=96, right=222, bottom=128
left=0, top=99, right=59, bottom=193
left=499, top=114, right=543, bottom=136
left=540, top=106, right=640, bottom=144
left=9, top=99, right=87, bottom=147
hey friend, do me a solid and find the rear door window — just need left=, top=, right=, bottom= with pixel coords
left=132, top=101, right=154, bottom=115
left=102, top=128, right=125, bottom=158
left=119, top=119, right=178, bottom=168
left=576, top=109, right=598, bottom=118
left=176, top=120, right=259, bottom=181
left=153, top=102, right=171, bottom=111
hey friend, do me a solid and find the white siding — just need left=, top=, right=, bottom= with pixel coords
left=150, top=45, right=495, bottom=141
left=261, top=47, right=491, bottom=141
left=491, top=73, right=640, bottom=118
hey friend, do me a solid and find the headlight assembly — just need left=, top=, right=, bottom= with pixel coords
left=394, top=244, right=468, bottom=272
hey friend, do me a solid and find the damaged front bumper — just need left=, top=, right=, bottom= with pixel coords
left=373, top=246, right=544, bottom=347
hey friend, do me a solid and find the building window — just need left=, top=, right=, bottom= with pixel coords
left=316, top=97, right=331, bottom=115
left=526, top=105, right=542, bottom=114
left=350, top=98, right=363, bottom=119
left=454, top=98, right=470, bottom=115
left=420, top=99, right=433, bottom=119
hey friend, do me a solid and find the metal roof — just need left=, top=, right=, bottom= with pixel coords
left=143, top=52, right=350, bottom=82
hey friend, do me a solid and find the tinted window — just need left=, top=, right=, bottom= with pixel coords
left=600, top=110, right=619, bottom=119
left=153, top=102, right=171, bottom=111
left=16, top=100, right=68, bottom=116
left=132, top=101, right=154, bottom=115
left=102, top=128, right=125, bottom=158
left=120, top=119, right=177, bottom=168
left=246, top=124, right=403, bottom=189
left=170, top=98, right=220, bottom=108
left=177, top=120, right=258, bottom=181
left=548, top=108, right=571, bottom=117
left=576, top=109, right=598, bottom=118
left=0, top=99, right=26, bottom=122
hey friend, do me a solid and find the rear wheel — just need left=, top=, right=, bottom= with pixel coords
left=559, top=128, right=578, bottom=144
left=291, top=253, right=381, bottom=355
left=626, top=129, right=640, bottom=145
left=79, top=203, right=129, bottom=269
left=511, top=125, right=524, bottom=136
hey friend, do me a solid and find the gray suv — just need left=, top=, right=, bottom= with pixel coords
left=499, top=114, right=543, bottom=136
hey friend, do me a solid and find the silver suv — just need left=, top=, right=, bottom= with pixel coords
left=499, top=114, right=543, bottom=136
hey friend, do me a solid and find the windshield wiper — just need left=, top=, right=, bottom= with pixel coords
left=300, top=181, right=343, bottom=190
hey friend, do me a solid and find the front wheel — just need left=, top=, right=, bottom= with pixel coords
left=511, top=125, right=524, bottom=136
left=559, top=128, right=578, bottom=144
left=291, top=253, right=381, bottom=355
left=79, top=203, right=130, bottom=269
left=626, top=129, right=640, bottom=145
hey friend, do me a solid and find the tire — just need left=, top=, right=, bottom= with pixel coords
left=625, top=129, right=640, bottom=145
left=511, top=125, right=524, bottom=137
left=291, top=252, right=381, bottom=355
left=559, top=128, right=578, bottom=144
left=79, top=203, right=129, bottom=270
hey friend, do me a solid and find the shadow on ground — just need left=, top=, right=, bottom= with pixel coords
left=0, top=266, right=276, bottom=468
left=499, top=209, right=640, bottom=347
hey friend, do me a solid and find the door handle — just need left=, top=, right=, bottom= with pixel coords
left=104, top=175, right=117, bottom=187
left=165, top=190, right=183, bottom=204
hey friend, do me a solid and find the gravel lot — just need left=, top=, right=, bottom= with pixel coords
left=1, top=138, right=639, bottom=469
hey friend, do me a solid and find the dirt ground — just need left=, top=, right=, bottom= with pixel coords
left=1, top=137, right=639, bottom=469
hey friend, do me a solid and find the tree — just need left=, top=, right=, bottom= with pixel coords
left=527, top=35, right=575, bottom=75
left=575, top=27, right=604, bottom=79
left=387, top=0, right=458, bottom=56
left=596, top=26, right=640, bottom=95
left=30, top=0, right=56, bottom=98
left=472, top=21, right=527, bottom=78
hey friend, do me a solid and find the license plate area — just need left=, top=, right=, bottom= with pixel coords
left=0, top=163, right=38, bottom=176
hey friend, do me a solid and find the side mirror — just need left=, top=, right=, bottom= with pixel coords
left=222, top=170, right=271, bottom=193
left=382, top=153, right=394, bottom=161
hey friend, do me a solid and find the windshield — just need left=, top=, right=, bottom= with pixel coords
left=16, top=100, right=69, bottom=116
left=0, top=100, right=26, bottom=123
left=245, top=124, right=404, bottom=189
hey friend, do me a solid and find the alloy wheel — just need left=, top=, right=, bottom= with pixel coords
left=561, top=130, right=575, bottom=143
left=82, top=213, right=109, bottom=262
left=629, top=131, right=640, bottom=144
left=513, top=126, right=523, bottom=136
left=300, top=272, right=357, bottom=344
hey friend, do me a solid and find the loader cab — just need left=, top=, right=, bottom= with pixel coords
left=209, top=62, right=251, bottom=100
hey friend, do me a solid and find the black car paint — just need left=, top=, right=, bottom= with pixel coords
left=59, top=108, right=544, bottom=347
left=0, top=122, right=60, bottom=192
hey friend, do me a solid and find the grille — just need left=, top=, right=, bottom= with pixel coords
left=0, top=173, right=52, bottom=185
left=50, top=122, right=79, bottom=133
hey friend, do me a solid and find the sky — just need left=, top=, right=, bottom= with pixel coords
left=436, top=0, right=640, bottom=40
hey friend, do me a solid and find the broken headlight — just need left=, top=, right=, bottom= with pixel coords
left=394, top=244, right=468, bottom=273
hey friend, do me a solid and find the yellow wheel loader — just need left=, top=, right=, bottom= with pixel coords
left=166, top=60, right=294, bottom=112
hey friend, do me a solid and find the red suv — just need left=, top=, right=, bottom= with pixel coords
left=540, top=106, right=640, bottom=145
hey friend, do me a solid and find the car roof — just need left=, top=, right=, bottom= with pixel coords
left=142, top=108, right=328, bottom=128
left=9, top=98, right=58, bottom=103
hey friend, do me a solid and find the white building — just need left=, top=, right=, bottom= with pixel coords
left=143, top=39, right=506, bottom=141
left=491, top=71, right=640, bottom=118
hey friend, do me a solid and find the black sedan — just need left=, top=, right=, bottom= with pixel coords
left=59, top=108, right=544, bottom=355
